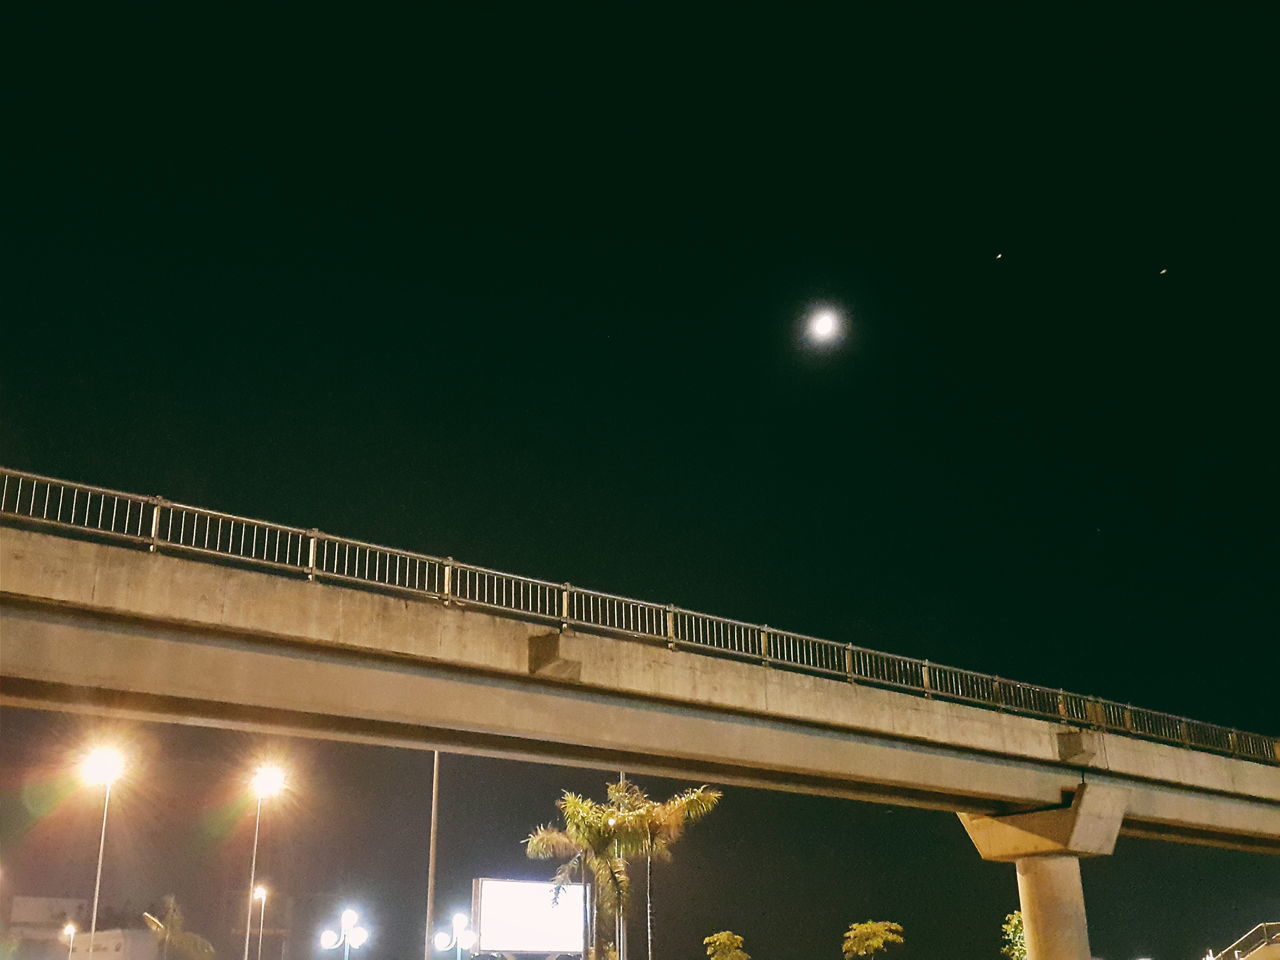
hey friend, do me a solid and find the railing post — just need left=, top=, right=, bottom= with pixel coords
left=844, top=645, right=854, bottom=683
left=149, top=498, right=163, bottom=552
left=442, top=558, right=453, bottom=604
left=560, top=583, right=571, bottom=626
left=921, top=661, right=932, bottom=697
left=306, top=531, right=318, bottom=581
left=760, top=626, right=770, bottom=666
left=665, top=605, right=676, bottom=651
left=1057, top=690, right=1067, bottom=719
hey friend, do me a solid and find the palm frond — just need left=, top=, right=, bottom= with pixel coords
left=525, top=825, right=581, bottom=860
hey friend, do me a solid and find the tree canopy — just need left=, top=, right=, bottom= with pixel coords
left=703, top=931, right=749, bottom=960
left=842, top=921, right=905, bottom=957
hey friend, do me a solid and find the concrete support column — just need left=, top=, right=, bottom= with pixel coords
left=1015, top=856, right=1090, bottom=960
left=960, top=780, right=1128, bottom=960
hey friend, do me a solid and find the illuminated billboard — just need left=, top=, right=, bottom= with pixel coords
left=472, top=878, right=585, bottom=954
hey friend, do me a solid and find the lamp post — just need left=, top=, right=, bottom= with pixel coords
left=432, top=913, right=475, bottom=960
left=253, top=887, right=268, bottom=960
left=63, top=923, right=77, bottom=960
left=81, top=747, right=124, bottom=956
left=321, top=909, right=369, bottom=960
left=243, top=766, right=285, bottom=960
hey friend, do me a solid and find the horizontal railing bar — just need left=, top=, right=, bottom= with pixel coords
left=1, top=465, right=1273, bottom=766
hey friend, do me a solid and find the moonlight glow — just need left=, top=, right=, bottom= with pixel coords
left=805, top=307, right=844, bottom=346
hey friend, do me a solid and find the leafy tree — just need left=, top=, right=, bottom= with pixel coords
left=703, top=931, right=749, bottom=960
left=1000, top=912, right=1025, bottom=960
left=143, top=896, right=216, bottom=960
left=842, top=921, right=904, bottom=957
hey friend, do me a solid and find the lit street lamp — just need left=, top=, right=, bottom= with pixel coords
left=432, top=913, right=475, bottom=960
left=63, top=923, right=77, bottom=960
left=253, top=887, right=268, bottom=960
left=81, top=747, right=124, bottom=956
left=242, top=766, right=285, bottom=960
left=320, top=908, right=369, bottom=960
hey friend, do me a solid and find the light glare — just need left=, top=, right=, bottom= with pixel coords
left=82, top=748, right=124, bottom=786
left=251, top=765, right=285, bottom=798
left=804, top=306, right=844, bottom=346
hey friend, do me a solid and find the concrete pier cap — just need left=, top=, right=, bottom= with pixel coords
left=960, top=783, right=1128, bottom=960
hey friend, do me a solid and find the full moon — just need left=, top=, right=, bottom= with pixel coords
left=806, top=307, right=843, bottom=345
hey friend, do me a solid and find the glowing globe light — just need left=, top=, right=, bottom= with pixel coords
left=82, top=748, right=124, bottom=786
left=320, top=931, right=340, bottom=950
left=254, top=886, right=267, bottom=901
left=251, top=765, right=285, bottom=798
left=433, top=932, right=452, bottom=952
left=346, top=928, right=368, bottom=950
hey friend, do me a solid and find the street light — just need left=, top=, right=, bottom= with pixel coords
left=81, top=747, right=124, bottom=956
left=63, top=923, right=77, bottom=960
left=253, top=887, right=268, bottom=960
left=432, top=912, right=475, bottom=960
left=320, top=908, right=369, bottom=960
left=243, top=766, right=285, bottom=960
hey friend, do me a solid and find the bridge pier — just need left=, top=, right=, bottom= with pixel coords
left=959, top=783, right=1127, bottom=960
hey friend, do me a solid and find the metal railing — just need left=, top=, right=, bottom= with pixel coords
left=1, top=466, right=1276, bottom=766
left=1214, top=922, right=1280, bottom=960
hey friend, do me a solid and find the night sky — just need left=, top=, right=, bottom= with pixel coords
left=2, top=6, right=1277, bottom=960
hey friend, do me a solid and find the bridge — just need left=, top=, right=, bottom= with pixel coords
left=1, top=467, right=1277, bottom=960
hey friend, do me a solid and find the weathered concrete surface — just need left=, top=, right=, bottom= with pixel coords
left=960, top=783, right=1128, bottom=861
left=2, top=527, right=1278, bottom=853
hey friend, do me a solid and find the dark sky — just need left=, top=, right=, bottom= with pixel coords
left=2, top=6, right=1277, bottom=960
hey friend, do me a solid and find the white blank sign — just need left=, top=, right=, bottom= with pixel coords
left=473, top=879, right=585, bottom=954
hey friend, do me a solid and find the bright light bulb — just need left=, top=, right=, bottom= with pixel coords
left=82, top=748, right=124, bottom=786
left=251, top=765, right=285, bottom=798
left=457, top=930, right=475, bottom=951
left=254, top=886, right=268, bottom=901
left=340, top=910, right=357, bottom=932
left=64, top=925, right=76, bottom=937
left=451, top=913, right=468, bottom=933
left=320, top=931, right=339, bottom=950
left=433, top=931, right=452, bottom=951
left=347, top=928, right=368, bottom=950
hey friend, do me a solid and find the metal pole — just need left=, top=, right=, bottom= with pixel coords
left=67, top=930, right=75, bottom=960
left=424, top=751, right=441, bottom=960
left=88, top=784, right=111, bottom=954
left=256, top=895, right=267, bottom=960
left=243, top=797, right=263, bottom=960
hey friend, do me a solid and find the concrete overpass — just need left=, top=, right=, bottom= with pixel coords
left=2, top=469, right=1277, bottom=960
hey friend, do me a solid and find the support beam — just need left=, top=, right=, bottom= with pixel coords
left=960, top=784, right=1127, bottom=960
left=1015, top=857, right=1090, bottom=960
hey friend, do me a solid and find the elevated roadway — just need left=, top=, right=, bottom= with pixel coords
left=2, top=485, right=1277, bottom=960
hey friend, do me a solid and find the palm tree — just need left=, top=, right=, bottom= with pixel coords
left=143, top=896, right=216, bottom=960
left=605, top=780, right=721, bottom=960
left=526, top=790, right=645, bottom=959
